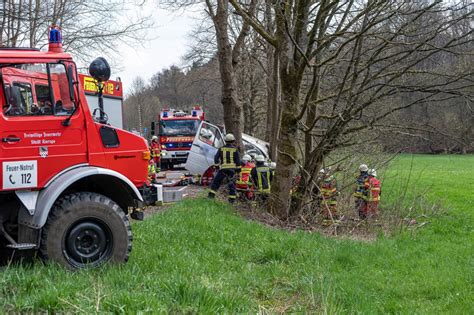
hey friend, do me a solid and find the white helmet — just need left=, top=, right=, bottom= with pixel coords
left=225, top=133, right=235, bottom=142
left=152, top=135, right=158, bottom=141
left=242, top=154, right=251, bottom=162
left=359, top=164, right=368, bottom=172
left=368, top=169, right=377, bottom=177
left=319, top=168, right=326, bottom=174
left=270, top=162, right=276, bottom=169
left=256, top=155, right=265, bottom=162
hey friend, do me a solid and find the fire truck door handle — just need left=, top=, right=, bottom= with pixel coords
left=2, top=137, right=21, bottom=143
left=192, top=143, right=201, bottom=148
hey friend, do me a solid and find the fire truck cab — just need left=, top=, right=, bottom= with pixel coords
left=0, top=27, right=150, bottom=268
left=151, top=107, right=204, bottom=169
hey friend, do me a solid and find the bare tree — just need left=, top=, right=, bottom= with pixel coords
left=159, top=0, right=258, bottom=147
left=124, top=76, right=162, bottom=136
left=230, top=0, right=473, bottom=218
left=0, top=0, right=151, bottom=64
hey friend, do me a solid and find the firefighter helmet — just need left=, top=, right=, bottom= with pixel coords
left=225, top=133, right=235, bottom=142
left=242, top=154, right=251, bottom=162
left=270, top=162, right=276, bottom=169
left=359, top=164, right=368, bottom=172
left=369, top=169, right=377, bottom=177
left=151, top=136, right=158, bottom=141
left=256, top=155, right=265, bottom=162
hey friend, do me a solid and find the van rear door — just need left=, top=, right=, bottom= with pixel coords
left=185, top=121, right=224, bottom=175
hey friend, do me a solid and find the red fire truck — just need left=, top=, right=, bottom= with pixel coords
left=151, top=107, right=205, bottom=169
left=79, top=74, right=124, bottom=129
left=0, top=25, right=154, bottom=268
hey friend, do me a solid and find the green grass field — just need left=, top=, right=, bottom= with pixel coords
left=1, top=155, right=473, bottom=313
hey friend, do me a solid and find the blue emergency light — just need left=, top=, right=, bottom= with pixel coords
left=162, top=111, right=168, bottom=118
left=48, top=23, right=64, bottom=53
left=192, top=110, right=197, bottom=117
left=49, top=25, right=62, bottom=44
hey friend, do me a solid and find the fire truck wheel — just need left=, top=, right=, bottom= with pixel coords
left=40, top=192, right=132, bottom=269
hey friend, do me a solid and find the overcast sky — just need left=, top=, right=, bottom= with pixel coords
left=115, top=5, right=202, bottom=95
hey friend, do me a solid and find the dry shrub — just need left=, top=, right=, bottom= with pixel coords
left=231, top=145, right=442, bottom=240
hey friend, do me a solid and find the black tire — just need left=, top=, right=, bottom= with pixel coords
left=40, top=192, right=132, bottom=269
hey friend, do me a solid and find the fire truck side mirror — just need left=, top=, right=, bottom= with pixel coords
left=151, top=122, right=155, bottom=135
left=88, top=57, right=111, bottom=82
left=67, top=65, right=76, bottom=102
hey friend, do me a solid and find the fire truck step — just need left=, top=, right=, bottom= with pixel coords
left=6, top=243, right=36, bottom=250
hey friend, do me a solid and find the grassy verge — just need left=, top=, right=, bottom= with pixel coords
left=1, top=155, right=473, bottom=313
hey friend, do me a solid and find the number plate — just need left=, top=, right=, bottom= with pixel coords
left=2, top=160, right=38, bottom=189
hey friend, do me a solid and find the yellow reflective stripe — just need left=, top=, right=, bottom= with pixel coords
left=267, top=172, right=271, bottom=192
left=256, top=167, right=271, bottom=193
left=321, top=189, right=336, bottom=193
left=221, top=147, right=237, bottom=168
left=257, top=171, right=263, bottom=191
left=229, top=195, right=237, bottom=199
left=221, top=165, right=236, bottom=169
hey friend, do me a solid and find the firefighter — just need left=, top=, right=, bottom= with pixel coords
left=236, top=154, right=255, bottom=188
left=364, top=169, right=381, bottom=217
left=251, top=155, right=273, bottom=199
left=249, top=153, right=257, bottom=164
left=147, top=158, right=157, bottom=184
left=208, top=133, right=241, bottom=203
left=150, top=135, right=161, bottom=171
left=354, top=164, right=369, bottom=219
left=318, top=168, right=339, bottom=223
left=236, top=154, right=255, bottom=199
left=269, top=162, right=276, bottom=178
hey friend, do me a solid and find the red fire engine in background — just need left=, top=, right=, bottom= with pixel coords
left=151, top=107, right=205, bottom=169
left=79, top=74, right=124, bottom=129
left=0, top=25, right=156, bottom=269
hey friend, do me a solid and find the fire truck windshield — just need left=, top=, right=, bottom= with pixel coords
left=1, top=63, right=76, bottom=117
left=159, top=119, right=199, bottom=136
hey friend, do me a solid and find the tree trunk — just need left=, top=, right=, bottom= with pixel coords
left=264, top=0, right=274, bottom=142
left=269, top=51, right=280, bottom=161
left=212, top=0, right=245, bottom=148
left=265, top=44, right=274, bottom=143
left=268, top=67, right=300, bottom=218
